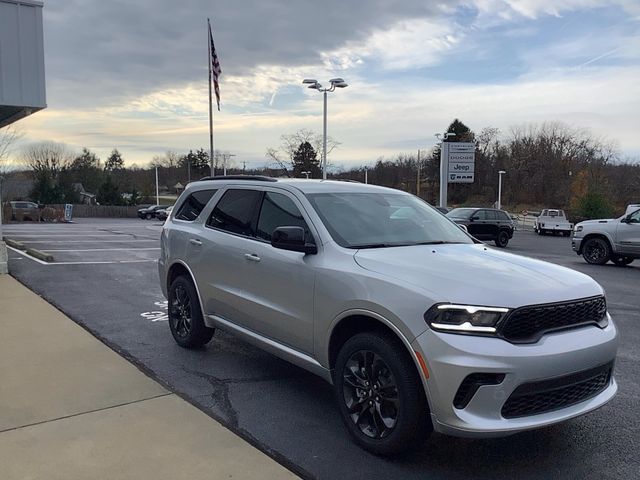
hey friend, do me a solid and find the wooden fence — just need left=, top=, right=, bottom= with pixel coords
left=48, top=204, right=140, bottom=218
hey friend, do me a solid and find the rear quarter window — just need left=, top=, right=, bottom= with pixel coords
left=175, top=189, right=217, bottom=221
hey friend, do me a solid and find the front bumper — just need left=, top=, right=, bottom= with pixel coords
left=572, top=236, right=583, bottom=254
left=412, top=315, right=618, bottom=438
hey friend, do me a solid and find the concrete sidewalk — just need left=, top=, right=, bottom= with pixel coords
left=0, top=275, right=296, bottom=480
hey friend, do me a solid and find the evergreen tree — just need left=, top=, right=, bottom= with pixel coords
left=104, top=149, right=124, bottom=172
left=292, top=141, right=321, bottom=178
left=97, top=175, right=121, bottom=205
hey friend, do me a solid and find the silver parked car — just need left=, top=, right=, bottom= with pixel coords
left=158, top=176, right=618, bottom=455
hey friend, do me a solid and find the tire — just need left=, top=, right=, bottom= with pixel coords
left=495, top=230, right=509, bottom=248
left=563, top=231, right=571, bottom=237
left=168, top=275, right=214, bottom=348
left=145, top=213, right=152, bottom=220
left=611, top=255, right=634, bottom=267
left=582, top=237, right=611, bottom=265
left=538, top=228, right=545, bottom=235
left=333, top=331, right=431, bottom=456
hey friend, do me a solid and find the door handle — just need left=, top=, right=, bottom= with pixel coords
left=244, top=253, right=261, bottom=262
left=189, top=238, right=202, bottom=246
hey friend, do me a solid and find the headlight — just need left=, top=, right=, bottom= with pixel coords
left=424, top=304, right=509, bottom=335
left=575, top=225, right=583, bottom=232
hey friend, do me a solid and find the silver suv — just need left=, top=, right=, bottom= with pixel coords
left=159, top=176, right=618, bottom=455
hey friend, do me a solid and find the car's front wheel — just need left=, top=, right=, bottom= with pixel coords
left=495, top=230, right=510, bottom=248
left=333, top=331, right=431, bottom=456
left=168, top=275, right=214, bottom=348
left=145, top=213, right=152, bottom=220
left=611, top=255, right=634, bottom=266
left=582, top=237, right=611, bottom=265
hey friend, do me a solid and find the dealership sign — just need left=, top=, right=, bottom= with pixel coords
left=446, top=142, right=475, bottom=183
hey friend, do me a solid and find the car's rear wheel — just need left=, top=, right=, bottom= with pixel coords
left=495, top=230, right=509, bottom=248
left=611, top=255, right=634, bottom=266
left=582, top=237, right=611, bottom=265
left=333, top=332, right=431, bottom=456
left=168, top=275, right=214, bottom=348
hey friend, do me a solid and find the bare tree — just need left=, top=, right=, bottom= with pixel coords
left=150, top=150, right=181, bottom=168
left=0, top=126, right=23, bottom=174
left=266, top=129, right=340, bottom=174
left=22, top=141, right=73, bottom=178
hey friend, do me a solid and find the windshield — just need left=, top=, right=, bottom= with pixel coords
left=306, top=192, right=473, bottom=249
left=446, top=208, right=477, bottom=218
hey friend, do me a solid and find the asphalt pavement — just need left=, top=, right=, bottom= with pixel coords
left=4, top=218, right=639, bottom=480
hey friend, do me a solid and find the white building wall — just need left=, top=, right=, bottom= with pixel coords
left=0, top=0, right=46, bottom=127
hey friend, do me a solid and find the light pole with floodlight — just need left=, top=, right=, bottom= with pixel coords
left=302, top=78, right=348, bottom=180
left=497, top=170, right=506, bottom=210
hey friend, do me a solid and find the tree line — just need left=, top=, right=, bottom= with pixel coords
left=7, top=118, right=639, bottom=219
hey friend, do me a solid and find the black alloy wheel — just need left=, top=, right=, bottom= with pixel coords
left=168, top=275, right=214, bottom=348
left=334, top=332, right=431, bottom=455
left=495, top=230, right=509, bottom=248
left=582, top=237, right=611, bottom=265
left=611, top=255, right=634, bottom=266
left=342, top=350, right=399, bottom=440
left=145, top=212, right=152, bottom=219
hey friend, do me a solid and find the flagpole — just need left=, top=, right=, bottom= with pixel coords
left=208, top=18, right=215, bottom=176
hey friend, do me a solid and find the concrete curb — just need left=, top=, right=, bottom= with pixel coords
left=25, top=248, right=54, bottom=263
left=3, top=238, right=26, bottom=250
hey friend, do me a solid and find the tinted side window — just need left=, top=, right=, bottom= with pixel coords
left=176, top=189, right=217, bottom=221
left=207, top=189, right=261, bottom=236
left=484, top=210, right=497, bottom=221
left=257, top=192, right=311, bottom=242
left=498, top=211, right=511, bottom=221
left=473, top=210, right=486, bottom=220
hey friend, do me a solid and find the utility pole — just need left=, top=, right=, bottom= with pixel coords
left=243, top=161, right=246, bottom=173
left=155, top=166, right=159, bottom=206
left=416, top=149, right=421, bottom=196
left=364, top=167, right=368, bottom=184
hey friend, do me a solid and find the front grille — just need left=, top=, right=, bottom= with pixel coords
left=502, top=362, right=613, bottom=419
left=499, top=296, right=607, bottom=343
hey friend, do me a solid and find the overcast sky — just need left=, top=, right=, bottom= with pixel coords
left=11, top=0, right=640, bottom=168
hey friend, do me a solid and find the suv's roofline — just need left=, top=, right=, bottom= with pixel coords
left=187, top=177, right=405, bottom=195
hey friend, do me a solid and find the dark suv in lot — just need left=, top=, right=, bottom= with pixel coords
left=446, top=207, right=514, bottom=247
left=137, top=204, right=169, bottom=220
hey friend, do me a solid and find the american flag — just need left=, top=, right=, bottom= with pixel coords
left=208, top=20, right=222, bottom=111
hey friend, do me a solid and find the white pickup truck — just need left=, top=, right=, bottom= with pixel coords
left=534, top=209, right=573, bottom=236
left=572, top=204, right=640, bottom=265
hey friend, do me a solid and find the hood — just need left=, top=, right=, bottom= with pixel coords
left=354, top=244, right=602, bottom=308
left=577, top=218, right=616, bottom=226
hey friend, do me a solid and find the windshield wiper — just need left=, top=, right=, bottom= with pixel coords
left=351, top=243, right=395, bottom=249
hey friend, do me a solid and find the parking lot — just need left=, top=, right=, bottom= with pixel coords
left=4, top=218, right=640, bottom=480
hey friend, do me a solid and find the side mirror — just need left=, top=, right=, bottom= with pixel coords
left=470, top=216, right=478, bottom=222
left=271, top=226, right=317, bottom=254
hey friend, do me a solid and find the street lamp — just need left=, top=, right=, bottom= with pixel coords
left=302, top=78, right=348, bottom=180
left=497, top=170, right=506, bottom=210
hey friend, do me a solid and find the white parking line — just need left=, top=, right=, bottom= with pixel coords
left=7, top=246, right=157, bottom=266
left=15, top=239, right=158, bottom=244
left=42, top=248, right=160, bottom=252
left=5, top=234, right=150, bottom=238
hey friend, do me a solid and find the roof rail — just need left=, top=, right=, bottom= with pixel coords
left=198, top=175, right=277, bottom=182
